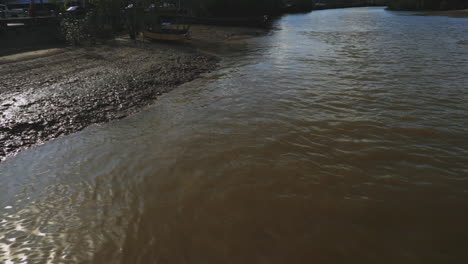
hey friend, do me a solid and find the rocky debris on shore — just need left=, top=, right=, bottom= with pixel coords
left=0, top=42, right=218, bottom=160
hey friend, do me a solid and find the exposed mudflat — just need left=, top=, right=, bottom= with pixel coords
left=0, top=41, right=218, bottom=160
left=419, top=9, right=468, bottom=18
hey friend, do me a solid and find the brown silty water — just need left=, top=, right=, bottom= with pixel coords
left=1, top=7, right=468, bottom=263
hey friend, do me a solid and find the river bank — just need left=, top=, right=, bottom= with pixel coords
left=420, top=9, right=468, bottom=18
left=0, top=24, right=268, bottom=161
left=0, top=41, right=219, bottom=161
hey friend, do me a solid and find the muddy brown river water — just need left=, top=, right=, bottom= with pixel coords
left=1, top=7, right=468, bottom=263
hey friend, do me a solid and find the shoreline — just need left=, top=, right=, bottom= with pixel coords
left=419, top=9, right=468, bottom=18
left=0, top=40, right=219, bottom=161
left=386, top=8, right=468, bottom=18
left=0, top=25, right=266, bottom=161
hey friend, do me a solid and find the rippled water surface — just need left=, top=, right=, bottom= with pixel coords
left=1, top=7, right=468, bottom=263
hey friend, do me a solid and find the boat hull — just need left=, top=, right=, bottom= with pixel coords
left=143, top=31, right=189, bottom=42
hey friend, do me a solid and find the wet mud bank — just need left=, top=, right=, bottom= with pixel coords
left=419, top=9, right=468, bottom=18
left=0, top=41, right=218, bottom=160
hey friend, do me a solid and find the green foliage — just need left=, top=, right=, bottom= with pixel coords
left=61, top=9, right=116, bottom=45
left=59, top=0, right=125, bottom=45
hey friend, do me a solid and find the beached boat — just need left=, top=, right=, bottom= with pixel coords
left=141, top=4, right=191, bottom=42
left=125, top=3, right=191, bottom=42
left=142, top=28, right=190, bottom=41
